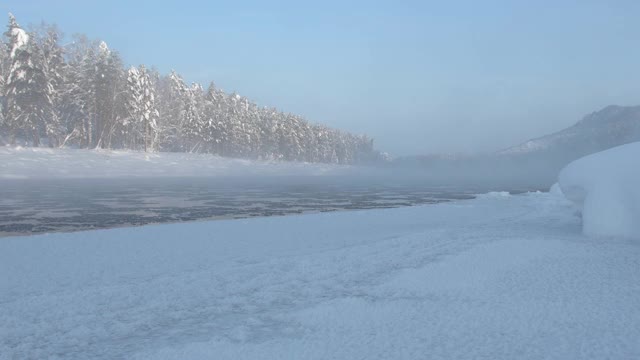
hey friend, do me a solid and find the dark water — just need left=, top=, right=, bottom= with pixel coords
left=0, top=177, right=534, bottom=237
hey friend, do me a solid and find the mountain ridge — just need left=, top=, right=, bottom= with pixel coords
left=498, top=104, right=640, bottom=156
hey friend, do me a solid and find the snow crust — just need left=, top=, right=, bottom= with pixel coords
left=0, top=147, right=350, bottom=179
left=559, top=142, right=640, bottom=239
left=2, top=191, right=639, bottom=359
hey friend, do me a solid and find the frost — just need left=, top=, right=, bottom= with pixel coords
left=98, top=40, right=110, bottom=54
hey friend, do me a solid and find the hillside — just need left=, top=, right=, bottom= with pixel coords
left=499, top=105, right=640, bottom=157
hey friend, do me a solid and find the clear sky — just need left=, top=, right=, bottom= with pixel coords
left=3, top=0, right=640, bottom=156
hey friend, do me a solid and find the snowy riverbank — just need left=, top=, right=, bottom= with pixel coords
left=2, top=190, right=639, bottom=359
left=0, top=146, right=352, bottom=180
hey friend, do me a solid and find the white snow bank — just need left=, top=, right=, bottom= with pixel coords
left=0, top=147, right=351, bottom=179
left=2, top=192, right=639, bottom=359
left=558, top=142, right=640, bottom=239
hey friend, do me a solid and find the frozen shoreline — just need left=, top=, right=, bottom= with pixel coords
left=0, top=146, right=353, bottom=180
left=1, top=191, right=638, bottom=359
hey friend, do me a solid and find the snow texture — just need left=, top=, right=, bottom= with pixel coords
left=559, top=141, right=640, bottom=239
left=1, top=191, right=639, bottom=359
left=9, top=27, right=29, bottom=59
left=0, top=146, right=351, bottom=179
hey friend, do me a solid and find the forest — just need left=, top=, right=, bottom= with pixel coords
left=0, top=14, right=382, bottom=164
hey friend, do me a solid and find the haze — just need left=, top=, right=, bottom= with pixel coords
left=5, top=0, right=640, bottom=156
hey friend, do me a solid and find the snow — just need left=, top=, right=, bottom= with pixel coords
left=0, top=147, right=351, bottom=179
left=559, top=142, right=640, bottom=239
left=2, top=191, right=639, bottom=359
left=98, top=40, right=109, bottom=54
left=499, top=139, right=550, bottom=154
left=9, top=27, right=29, bottom=59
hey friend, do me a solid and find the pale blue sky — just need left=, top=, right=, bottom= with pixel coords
left=4, top=0, right=640, bottom=155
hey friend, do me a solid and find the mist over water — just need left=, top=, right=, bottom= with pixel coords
left=0, top=173, right=543, bottom=237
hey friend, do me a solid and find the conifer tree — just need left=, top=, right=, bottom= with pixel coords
left=3, top=14, right=49, bottom=146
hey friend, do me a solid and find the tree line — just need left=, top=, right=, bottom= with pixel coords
left=0, top=14, right=382, bottom=164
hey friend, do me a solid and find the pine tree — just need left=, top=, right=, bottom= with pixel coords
left=183, top=82, right=205, bottom=152
left=34, top=25, right=66, bottom=146
left=203, top=81, right=226, bottom=154
left=139, top=66, right=159, bottom=151
left=0, top=37, right=7, bottom=136
left=3, top=14, right=49, bottom=146
left=93, top=41, right=124, bottom=148
left=124, top=65, right=159, bottom=151
left=62, top=35, right=97, bottom=147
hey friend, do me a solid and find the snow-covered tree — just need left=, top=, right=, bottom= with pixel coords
left=0, top=39, right=7, bottom=137
left=0, top=13, right=381, bottom=163
left=92, top=41, right=124, bottom=148
left=3, top=13, right=49, bottom=146
left=203, top=81, right=227, bottom=154
left=123, top=65, right=159, bottom=151
left=33, top=25, right=66, bottom=146
left=183, top=82, right=206, bottom=152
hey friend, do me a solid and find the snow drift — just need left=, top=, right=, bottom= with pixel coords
left=558, top=142, right=640, bottom=239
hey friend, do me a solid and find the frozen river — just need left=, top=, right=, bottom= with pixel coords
left=0, top=177, right=535, bottom=237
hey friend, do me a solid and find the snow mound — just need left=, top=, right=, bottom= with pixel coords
left=558, top=142, right=640, bottom=239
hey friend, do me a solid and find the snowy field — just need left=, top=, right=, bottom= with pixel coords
left=0, top=147, right=351, bottom=180
left=2, top=190, right=639, bottom=359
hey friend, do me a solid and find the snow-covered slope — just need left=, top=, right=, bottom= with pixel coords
left=0, top=147, right=351, bottom=180
left=499, top=105, right=640, bottom=156
left=2, top=192, right=639, bottom=359
left=559, top=142, right=640, bottom=239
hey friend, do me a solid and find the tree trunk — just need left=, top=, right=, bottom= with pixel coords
left=32, top=128, right=40, bottom=147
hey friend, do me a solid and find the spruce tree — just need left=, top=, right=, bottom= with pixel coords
left=3, top=14, right=49, bottom=146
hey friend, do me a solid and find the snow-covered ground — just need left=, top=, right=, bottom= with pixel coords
left=2, top=190, right=639, bottom=359
left=0, top=147, right=351, bottom=179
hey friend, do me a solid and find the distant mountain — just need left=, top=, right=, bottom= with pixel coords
left=390, top=105, right=640, bottom=188
left=498, top=105, right=640, bottom=157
